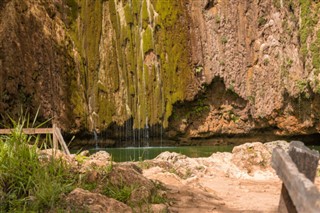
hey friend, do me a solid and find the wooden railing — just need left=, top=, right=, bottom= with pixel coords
left=272, top=141, right=320, bottom=213
left=0, top=124, right=70, bottom=155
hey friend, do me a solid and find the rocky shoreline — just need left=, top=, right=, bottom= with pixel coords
left=35, top=140, right=320, bottom=212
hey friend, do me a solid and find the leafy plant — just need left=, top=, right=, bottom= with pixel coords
left=273, top=0, right=281, bottom=9
left=75, top=154, right=88, bottom=163
left=82, top=182, right=98, bottom=191
left=0, top=116, right=75, bottom=212
left=151, top=194, right=167, bottom=204
left=215, top=15, right=221, bottom=24
left=247, top=95, right=255, bottom=104
left=258, top=16, right=267, bottom=27
left=195, top=66, right=203, bottom=73
left=103, top=182, right=136, bottom=203
left=220, top=36, right=228, bottom=44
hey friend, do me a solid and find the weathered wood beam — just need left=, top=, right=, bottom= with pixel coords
left=0, top=128, right=54, bottom=134
left=272, top=148, right=320, bottom=213
left=53, top=127, right=70, bottom=155
left=52, top=124, right=58, bottom=150
left=0, top=126, right=71, bottom=156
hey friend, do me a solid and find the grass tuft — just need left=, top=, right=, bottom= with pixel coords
left=0, top=116, right=75, bottom=212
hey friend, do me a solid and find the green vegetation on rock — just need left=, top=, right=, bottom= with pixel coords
left=68, top=0, right=194, bottom=129
left=298, top=0, right=320, bottom=91
left=299, top=0, right=313, bottom=60
left=310, top=30, right=320, bottom=75
left=143, top=26, right=153, bottom=53
left=63, top=0, right=196, bottom=130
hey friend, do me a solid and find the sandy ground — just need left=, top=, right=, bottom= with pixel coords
left=144, top=166, right=281, bottom=213
left=141, top=143, right=320, bottom=213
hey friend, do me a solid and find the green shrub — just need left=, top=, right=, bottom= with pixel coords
left=0, top=119, right=75, bottom=212
left=103, top=182, right=136, bottom=203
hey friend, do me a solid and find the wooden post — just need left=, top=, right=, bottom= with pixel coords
left=52, top=123, right=58, bottom=150
left=288, top=141, right=319, bottom=181
left=54, top=127, right=70, bottom=155
left=272, top=141, right=320, bottom=213
left=0, top=125, right=70, bottom=156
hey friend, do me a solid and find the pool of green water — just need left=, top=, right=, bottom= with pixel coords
left=86, top=145, right=234, bottom=162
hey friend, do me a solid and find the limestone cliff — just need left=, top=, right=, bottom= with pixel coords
left=171, top=0, right=320, bottom=139
left=0, top=0, right=76, bottom=130
left=1, top=0, right=320, bottom=141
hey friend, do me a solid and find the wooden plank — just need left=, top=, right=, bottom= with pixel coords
left=278, top=141, right=320, bottom=213
left=272, top=148, right=320, bottom=213
left=54, top=127, right=70, bottom=155
left=52, top=124, right=58, bottom=150
left=0, top=128, right=54, bottom=134
left=0, top=125, right=70, bottom=156
left=278, top=185, right=297, bottom=213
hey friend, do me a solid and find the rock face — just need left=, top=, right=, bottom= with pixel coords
left=0, top=0, right=76, bottom=130
left=1, top=0, right=320, bottom=142
left=169, top=0, right=320, bottom=139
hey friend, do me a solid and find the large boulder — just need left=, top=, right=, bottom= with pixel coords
left=264, top=140, right=289, bottom=153
left=66, top=188, right=132, bottom=213
left=154, top=151, right=187, bottom=163
left=154, top=151, right=201, bottom=179
left=106, top=164, right=156, bottom=204
left=231, top=142, right=272, bottom=174
left=38, top=149, right=77, bottom=169
left=80, top=151, right=112, bottom=172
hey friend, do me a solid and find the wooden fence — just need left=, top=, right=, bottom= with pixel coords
left=272, top=141, right=320, bottom=213
left=0, top=124, right=70, bottom=155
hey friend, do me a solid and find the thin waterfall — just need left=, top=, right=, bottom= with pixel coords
left=105, top=0, right=166, bottom=148
left=93, top=130, right=98, bottom=149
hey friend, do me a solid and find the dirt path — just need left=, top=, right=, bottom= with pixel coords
left=141, top=142, right=320, bottom=213
left=144, top=167, right=282, bottom=213
left=202, top=176, right=281, bottom=212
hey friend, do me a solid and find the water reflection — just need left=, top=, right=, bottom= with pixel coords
left=87, top=146, right=234, bottom=162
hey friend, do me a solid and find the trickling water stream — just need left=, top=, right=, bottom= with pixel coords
left=83, top=0, right=189, bottom=145
left=93, top=130, right=98, bottom=149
